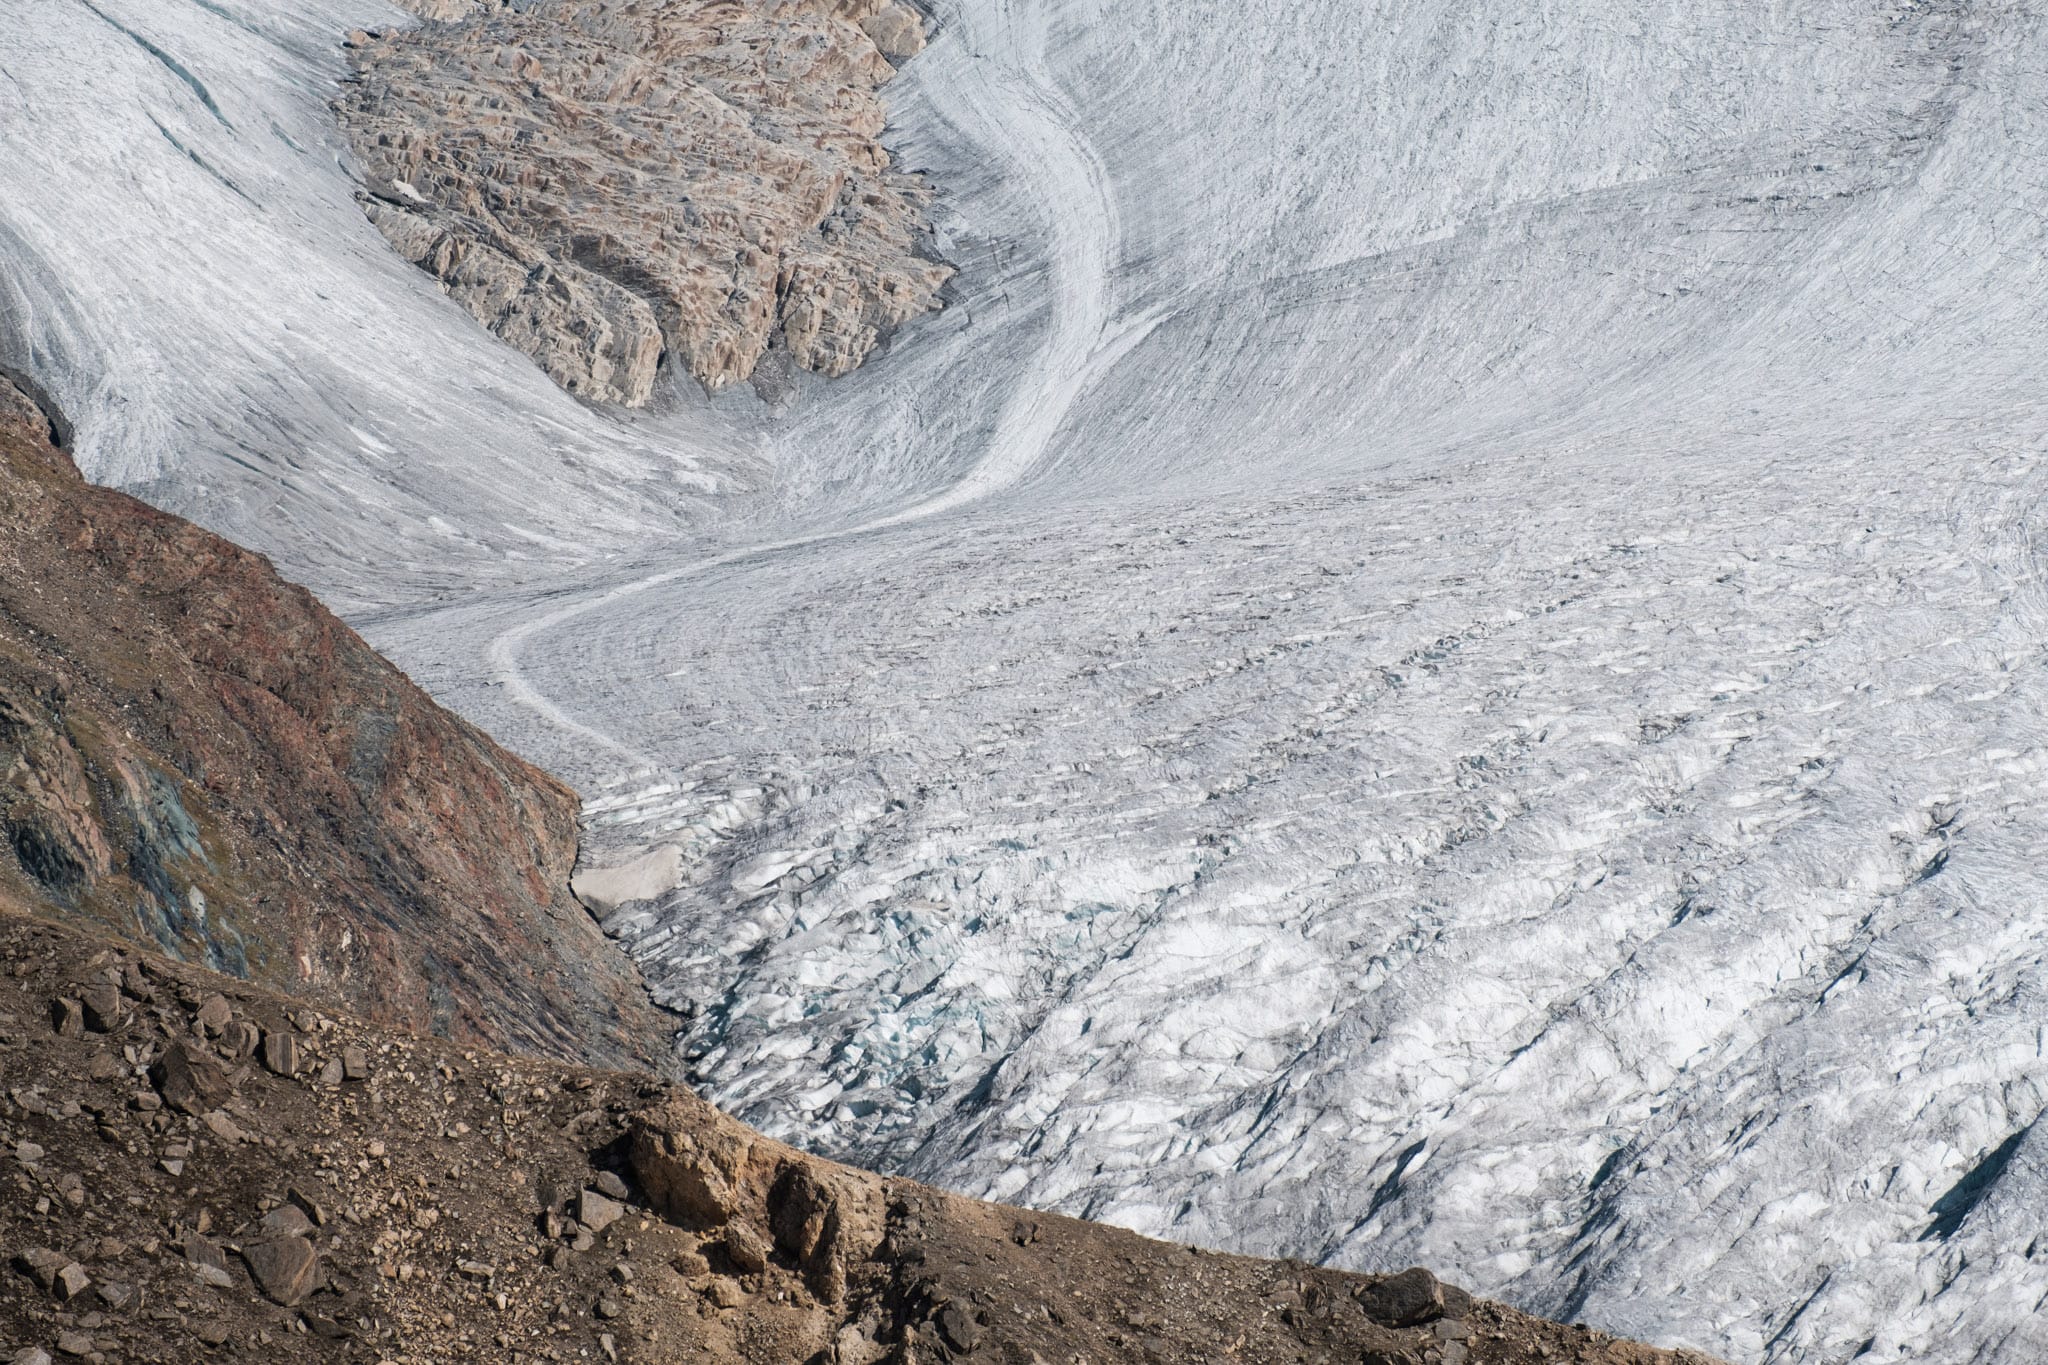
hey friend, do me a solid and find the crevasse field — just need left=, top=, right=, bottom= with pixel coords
left=7, top=0, right=2048, bottom=1359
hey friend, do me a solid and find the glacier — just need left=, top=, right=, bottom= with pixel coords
left=7, top=0, right=2048, bottom=1360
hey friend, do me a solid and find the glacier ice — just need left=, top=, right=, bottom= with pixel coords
left=8, top=0, right=2048, bottom=1361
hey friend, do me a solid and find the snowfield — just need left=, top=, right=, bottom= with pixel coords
left=7, top=0, right=2048, bottom=1360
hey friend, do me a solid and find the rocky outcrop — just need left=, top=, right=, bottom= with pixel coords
left=0, top=901, right=1730, bottom=1364
left=0, top=378, right=671, bottom=1071
left=337, top=0, right=952, bottom=404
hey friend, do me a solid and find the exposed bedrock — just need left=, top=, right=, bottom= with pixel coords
left=0, top=377, right=672, bottom=1071
left=337, top=0, right=952, bottom=405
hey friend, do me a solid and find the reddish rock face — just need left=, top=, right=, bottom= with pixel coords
left=0, top=377, right=671, bottom=1070
left=0, top=903, right=1725, bottom=1365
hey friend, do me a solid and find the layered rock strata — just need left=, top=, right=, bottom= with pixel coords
left=337, top=0, right=951, bottom=404
left=0, top=379, right=670, bottom=1071
left=0, top=901, right=1729, bottom=1365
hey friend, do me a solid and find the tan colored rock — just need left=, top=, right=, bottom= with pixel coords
left=287, top=1186, right=330, bottom=1227
left=203, top=1110, right=247, bottom=1144
left=629, top=1093, right=882, bottom=1302
left=388, top=0, right=485, bottom=17
left=720, top=1222, right=769, bottom=1275
left=856, top=1, right=928, bottom=62
left=52, top=1261, right=91, bottom=1301
left=766, top=1159, right=884, bottom=1301
left=182, top=1231, right=228, bottom=1273
left=578, top=1188, right=625, bottom=1234
left=194, top=992, right=232, bottom=1035
left=262, top=1204, right=316, bottom=1239
left=337, top=0, right=950, bottom=404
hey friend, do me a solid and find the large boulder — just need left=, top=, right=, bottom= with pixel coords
left=149, top=1040, right=232, bottom=1116
left=628, top=1094, right=884, bottom=1302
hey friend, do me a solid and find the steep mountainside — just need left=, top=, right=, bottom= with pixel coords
left=338, top=0, right=951, bottom=403
left=13, top=0, right=2048, bottom=1360
left=0, top=378, right=670, bottom=1071
left=0, top=897, right=1723, bottom=1365
left=0, top=366, right=1712, bottom=1363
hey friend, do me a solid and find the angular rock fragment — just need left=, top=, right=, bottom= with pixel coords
left=193, top=993, right=231, bottom=1036
left=225, top=1020, right=262, bottom=1060
left=301, top=1310, right=351, bottom=1340
left=78, top=982, right=123, bottom=1032
left=52, top=1261, right=89, bottom=1301
left=857, top=0, right=927, bottom=62
left=260, top=1203, right=314, bottom=1237
left=241, top=1234, right=320, bottom=1305
left=16, top=1246, right=68, bottom=1293
left=721, top=1223, right=769, bottom=1276
left=936, top=1301, right=983, bottom=1353
left=287, top=1186, right=329, bottom=1226
left=766, top=1159, right=882, bottom=1301
left=183, top=1231, right=228, bottom=1273
left=578, top=1189, right=624, bottom=1234
left=149, top=1040, right=231, bottom=1115
left=48, top=997, right=81, bottom=1037
left=1357, top=1266, right=1446, bottom=1327
left=261, top=1029, right=299, bottom=1077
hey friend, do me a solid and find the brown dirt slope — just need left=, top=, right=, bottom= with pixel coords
left=0, top=377, right=671, bottom=1072
left=0, top=898, right=1732, bottom=1365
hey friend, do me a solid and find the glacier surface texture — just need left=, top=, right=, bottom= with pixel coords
left=6, top=1, right=2048, bottom=1361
